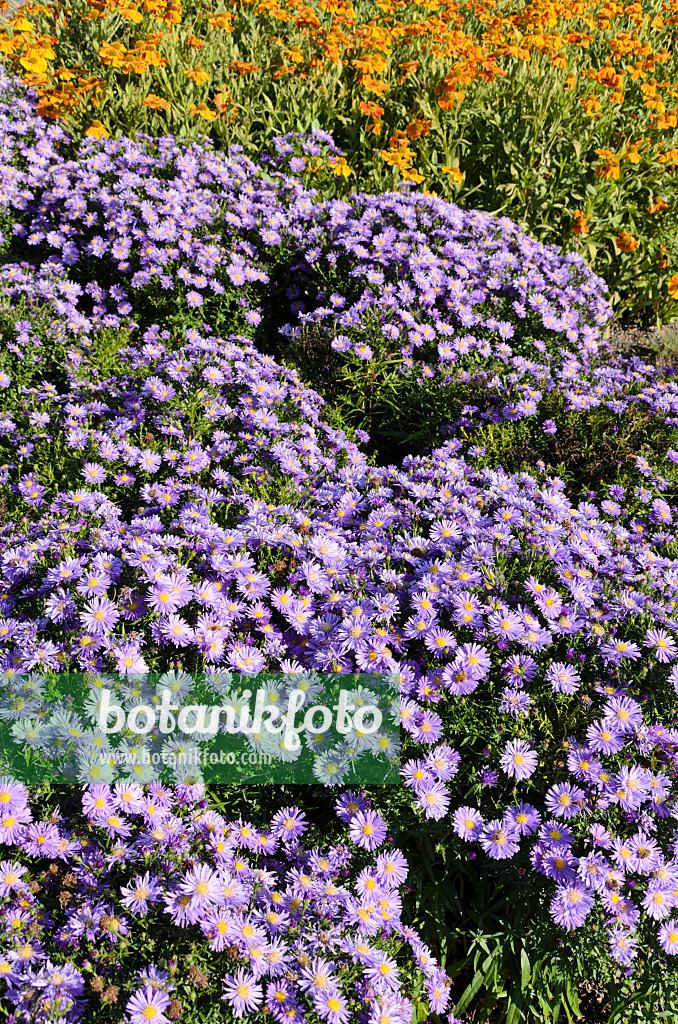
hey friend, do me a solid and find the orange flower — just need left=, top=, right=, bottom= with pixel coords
left=208, top=12, right=233, bottom=29
left=572, top=209, right=589, bottom=235
left=581, top=94, right=601, bottom=116
left=143, top=93, right=170, bottom=110
left=595, top=149, right=620, bottom=179
left=85, top=120, right=109, bottom=138
left=616, top=233, right=639, bottom=252
left=359, top=100, right=384, bottom=117
left=283, top=47, right=305, bottom=65
left=441, top=166, right=464, bottom=182
left=397, top=59, right=419, bottom=83
left=669, top=275, right=678, bottom=298
left=184, top=65, right=210, bottom=83
left=649, top=196, right=668, bottom=212
left=405, top=118, right=431, bottom=141
left=228, top=61, right=258, bottom=74
left=189, top=103, right=216, bottom=120
left=360, top=74, right=389, bottom=96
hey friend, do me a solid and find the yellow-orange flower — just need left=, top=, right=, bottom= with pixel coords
left=616, top=232, right=639, bottom=252
left=668, top=274, right=678, bottom=298
left=189, top=103, right=216, bottom=120
left=359, top=100, right=384, bottom=117
left=228, top=61, right=258, bottom=74
left=572, top=209, right=589, bottom=235
left=649, top=196, right=668, bottom=212
left=19, top=52, right=49, bottom=74
left=442, top=166, right=464, bottom=182
left=143, top=93, right=170, bottom=110
left=405, top=118, right=431, bottom=141
left=595, top=149, right=620, bottom=179
left=208, top=12, right=233, bottom=30
left=184, top=65, right=210, bottom=84
left=327, top=155, right=352, bottom=177
left=401, top=168, right=425, bottom=183
left=85, top=120, right=109, bottom=138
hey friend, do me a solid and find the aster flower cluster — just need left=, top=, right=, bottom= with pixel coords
left=445, top=347, right=678, bottom=453
left=0, top=70, right=610, bottom=378
left=0, top=780, right=448, bottom=1023
left=2, top=68, right=678, bottom=979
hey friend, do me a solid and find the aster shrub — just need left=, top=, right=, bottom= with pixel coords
left=0, top=77, right=616, bottom=462
left=447, top=350, right=678, bottom=494
left=0, top=780, right=449, bottom=1023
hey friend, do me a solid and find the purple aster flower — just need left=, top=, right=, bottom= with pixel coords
left=416, top=781, right=450, bottom=820
left=120, top=871, right=161, bottom=915
left=348, top=810, right=388, bottom=850
left=499, top=739, right=538, bottom=780
left=452, top=806, right=484, bottom=841
left=83, top=462, right=106, bottom=484
left=608, top=927, right=638, bottom=965
left=658, top=919, right=678, bottom=955
left=641, top=882, right=676, bottom=921
left=544, top=783, right=585, bottom=819
left=126, top=985, right=171, bottom=1024
left=313, top=988, right=350, bottom=1024
left=479, top=820, right=520, bottom=859
left=80, top=596, right=120, bottom=634
left=222, top=969, right=263, bottom=1018
left=0, top=860, right=27, bottom=896
left=602, top=695, right=643, bottom=734
left=550, top=882, right=595, bottom=929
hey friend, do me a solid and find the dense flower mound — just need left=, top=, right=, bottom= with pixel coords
left=269, top=134, right=611, bottom=370
left=5, top=343, right=678, bottom=963
left=0, top=75, right=612, bottom=378
left=0, top=781, right=449, bottom=1022
left=0, top=324, right=365, bottom=518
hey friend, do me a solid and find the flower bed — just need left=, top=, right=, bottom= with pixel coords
left=1, top=69, right=678, bottom=1021
left=3, top=0, right=678, bottom=316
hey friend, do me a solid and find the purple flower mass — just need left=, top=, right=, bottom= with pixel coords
left=0, top=781, right=449, bottom=1020
left=0, top=66, right=676, bottom=987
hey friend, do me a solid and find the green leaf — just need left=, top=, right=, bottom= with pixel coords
left=506, top=998, right=523, bottom=1024
left=520, top=948, right=530, bottom=991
